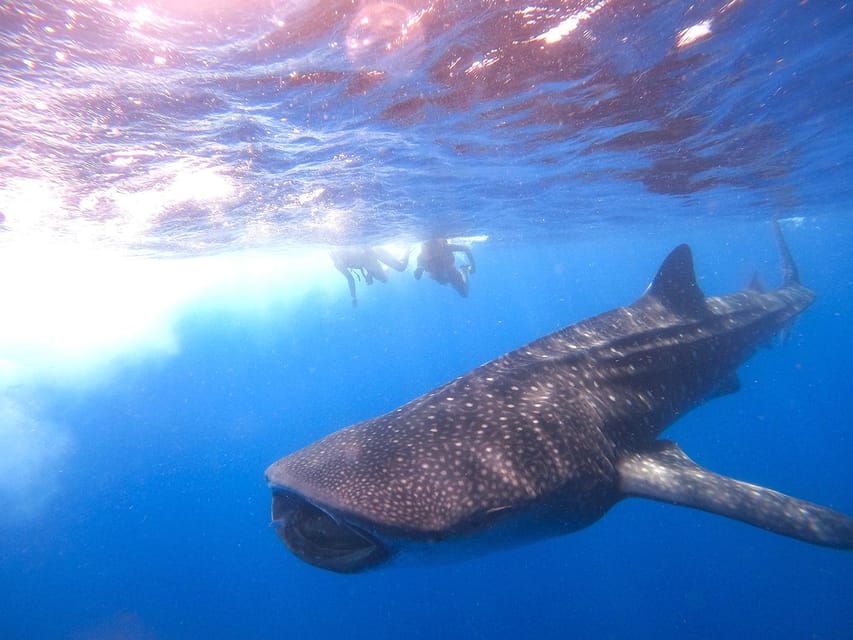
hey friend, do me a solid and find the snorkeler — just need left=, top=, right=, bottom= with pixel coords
left=331, top=245, right=410, bottom=307
left=413, top=238, right=476, bottom=298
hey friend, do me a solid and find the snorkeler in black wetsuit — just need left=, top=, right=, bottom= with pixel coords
left=413, top=238, right=476, bottom=298
left=331, top=246, right=410, bottom=306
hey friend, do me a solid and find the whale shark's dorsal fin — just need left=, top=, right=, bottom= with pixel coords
left=617, top=441, right=853, bottom=549
left=643, top=244, right=707, bottom=316
left=748, top=272, right=765, bottom=293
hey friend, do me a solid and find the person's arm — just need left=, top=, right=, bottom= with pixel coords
left=448, top=244, right=475, bottom=274
left=373, top=246, right=410, bottom=272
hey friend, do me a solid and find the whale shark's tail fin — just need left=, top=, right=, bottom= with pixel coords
left=618, top=440, right=853, bottom=549
left=773, top=218, right=801, bottom=287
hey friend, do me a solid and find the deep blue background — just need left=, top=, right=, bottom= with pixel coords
left=1, top=219, right=850, bottom=639
left=1, top=1, right=852, bottom=637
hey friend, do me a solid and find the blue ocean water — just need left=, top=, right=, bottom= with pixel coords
left=1, top=1, right=851, bottom=638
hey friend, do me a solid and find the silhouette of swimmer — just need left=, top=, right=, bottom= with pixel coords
left=331, top=246, right=410, bottom=306
left=414, top=239, right=476, bottom=297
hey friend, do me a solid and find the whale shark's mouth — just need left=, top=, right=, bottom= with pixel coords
left=271, top=491, right=391, bottom=573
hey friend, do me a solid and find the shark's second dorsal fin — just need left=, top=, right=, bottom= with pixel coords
left=748, top=272, right=765, bottom=293
left=617, top=441, right=853, bottom=549
left=643, top=244, right=707, bottom=316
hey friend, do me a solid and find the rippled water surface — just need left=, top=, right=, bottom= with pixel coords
left=2, top=0, right=850, bottom=251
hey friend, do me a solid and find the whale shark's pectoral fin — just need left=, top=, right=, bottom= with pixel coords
left=617, top=440, right=853, bottom=549
left=705, top=373, right=740, bottom=400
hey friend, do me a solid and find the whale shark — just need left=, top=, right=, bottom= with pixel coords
left=266, top=222, right=853, bottom=572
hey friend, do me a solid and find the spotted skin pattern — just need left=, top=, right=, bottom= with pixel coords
left=267, top=225, right=853, bottom=571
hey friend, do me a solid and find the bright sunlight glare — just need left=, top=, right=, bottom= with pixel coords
left=0, top=241, right=339, bottom=525
left=0, top=242, right=339, bottom=387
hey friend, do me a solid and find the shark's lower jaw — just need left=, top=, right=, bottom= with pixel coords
left=271, top=491, right=391, bottom=573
